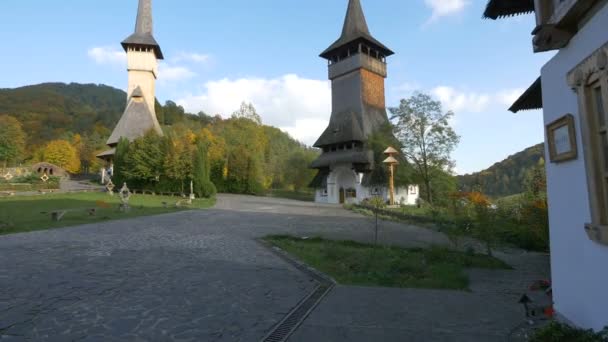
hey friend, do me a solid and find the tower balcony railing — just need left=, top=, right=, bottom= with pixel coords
left=328, top=52, right=387, bottom=79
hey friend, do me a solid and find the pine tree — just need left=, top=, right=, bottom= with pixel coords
left=112, top=138, right=130, bottom=185
left=193, top=142, right=216, bottom=198
left=0, top=115, right=26, bottom=167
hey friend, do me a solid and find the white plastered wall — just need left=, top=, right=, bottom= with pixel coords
left=541, top=2, right=608, bottom=330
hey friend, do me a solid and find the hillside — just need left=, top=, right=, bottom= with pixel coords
left=457, top=143, right=546, bottom=198
left=0, top=83, right=212, bottom=149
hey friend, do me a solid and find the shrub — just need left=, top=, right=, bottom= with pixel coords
left=531, top=322, right=608, bottom=342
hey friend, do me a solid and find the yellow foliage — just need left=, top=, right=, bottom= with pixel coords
left=198, top=128, right=226, bottom=165
left=43, top=140, right=81, bottom=173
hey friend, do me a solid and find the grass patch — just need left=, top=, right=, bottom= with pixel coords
left=531, top=322, right=608, bottom=342
left=0, top=192, right=215, bottom=235
left=265, top=189, right=314, bottom=202
left=265, top=236, right=510, bottom=290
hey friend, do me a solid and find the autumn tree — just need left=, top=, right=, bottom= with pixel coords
left=123, top=132, right=164, bottom=184
left=231, top=102, right=262, bottom=125
left=43, top=140, right=81, bottom=173
left=193, top=142, right=216, bottom=198
left=389, top=93, right=460, bottom=204
left=0, top=115, right=26, bottom=167
left=284, top=149, right=318, bottom=192
left=163, top=134, right=194, bottom=193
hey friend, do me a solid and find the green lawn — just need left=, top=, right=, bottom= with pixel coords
left=0, top=192, right=215, bottom=235
left=265, top=189, right=315, bottom=202
left=265, top=236, right=510, bottom=290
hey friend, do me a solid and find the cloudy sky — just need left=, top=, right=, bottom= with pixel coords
left=0, top=0, right=552, bottom=174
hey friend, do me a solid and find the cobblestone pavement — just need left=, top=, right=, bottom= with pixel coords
left=0, top=194, right=550, bottom=341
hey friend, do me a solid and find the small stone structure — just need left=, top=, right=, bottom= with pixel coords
left=31, top=162, right=69, bottom=179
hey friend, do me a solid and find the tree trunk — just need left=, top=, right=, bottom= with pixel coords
left=424, top=179, right=432, bottom=204
left=374, top=211, right=379, bottom=246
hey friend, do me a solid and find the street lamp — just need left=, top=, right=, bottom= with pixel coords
left=383, top=147, right=400, bottom=206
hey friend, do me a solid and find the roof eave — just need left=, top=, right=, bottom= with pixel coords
left=483, top=0, right=535, bottom=20
left=121, top=35, right=164, bottom=60
left=509, top=77, right=543, bottom=113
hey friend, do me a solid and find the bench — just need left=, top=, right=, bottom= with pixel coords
left=42, top=207, right=98, bottom=222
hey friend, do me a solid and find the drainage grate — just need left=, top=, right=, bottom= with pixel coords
left=259, top=241, right=335, bottom=342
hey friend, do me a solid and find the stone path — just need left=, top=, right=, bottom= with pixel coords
left=0, top=194, right=550, bottom=341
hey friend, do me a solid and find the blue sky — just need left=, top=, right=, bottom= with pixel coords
left=0, top=0, right=552, bottom=174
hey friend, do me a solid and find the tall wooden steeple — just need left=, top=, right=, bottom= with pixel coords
left=311, top=0, right=394, bottom=172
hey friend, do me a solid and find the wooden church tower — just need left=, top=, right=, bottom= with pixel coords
left=311, top=0, right=396, bottom=204
left=98, top=0, right=163, bottom=164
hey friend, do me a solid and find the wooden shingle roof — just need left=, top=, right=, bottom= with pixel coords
left=121, top=0, right=164, bottom=59
left=483, top=0, right=535, bottom=20
left=510, top=77, right=543, bottom=113
left=106, top=87, right=163, bottom=146
left=320, top=0, right=394, bottom=59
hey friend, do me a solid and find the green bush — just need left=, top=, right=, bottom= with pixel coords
left=531, top=322, right=608, bottom=342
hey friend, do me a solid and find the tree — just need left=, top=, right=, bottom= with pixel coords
left=123, top=132, right=164, bottom=184
left=364, top=124, right=414, bottom=188
left=231, top=102, right=262, bottom=125
left=368, top=196, right=386, bottom=246
left=163, top=134, right=194, bottom=192
left=389, top=93, right=460, bottom=204
left=193, top=142, right=216, bottom=198
left=42, top=140, right=81, bottom=173
left=0, top=115, right=26, bottom=167
left=112, top=138, right=130, bottom=185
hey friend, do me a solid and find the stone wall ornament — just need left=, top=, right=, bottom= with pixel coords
left=119, top=183, right=132, bottom=212
left=40, top=173, right=49, bottom=183
left=3, top=172, right=13, bottom=181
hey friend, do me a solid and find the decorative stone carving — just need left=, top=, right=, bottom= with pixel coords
left=40, top=174, right=49, bottom=183
left=106, top=179, right=115, bottom=196
left=3, top=172, right=13, bottom=181
left=119, top=183, right=132, bottom=212
left=568, top=43, right=608, bottom=88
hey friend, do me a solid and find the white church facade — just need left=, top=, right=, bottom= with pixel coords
left=485, top=0, right=608, bottom=331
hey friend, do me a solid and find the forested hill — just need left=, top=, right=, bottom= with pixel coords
left=457, top=143, right=546, bottom=198
left=0, top=83, right=126, bottom=146
left=0, top=82, right=211, bottom=148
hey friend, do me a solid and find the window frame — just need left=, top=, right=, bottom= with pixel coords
left=568, top=44, right=608, bottom=244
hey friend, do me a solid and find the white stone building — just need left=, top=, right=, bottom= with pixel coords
left=485, top=0, right=608, bottom=331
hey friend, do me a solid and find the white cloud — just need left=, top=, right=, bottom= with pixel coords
left=87, top=46, right=126, bottom=65
left=497, top=88, right=525, bottom=107
left=424, top=0, right=470, bottom=23
left=176, top=74, right=331, bottom=145
left=431, top=86, right=491, bottom=113
left=429, top=86, right=528, bottom=114
left=158, top=63, right=197, bottom=82
left=172, top=52, right=211, bottom=64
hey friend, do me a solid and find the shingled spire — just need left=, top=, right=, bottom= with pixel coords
left=320, top=0, right=393, bottom=59
left=121, top=0, right=164, bottom=59
left=134, top=0, right=153, bottom=34
left=341, top=0, right=370, bottom=38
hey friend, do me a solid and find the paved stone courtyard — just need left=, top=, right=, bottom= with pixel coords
left=0, top=194, right=550, bottom=341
